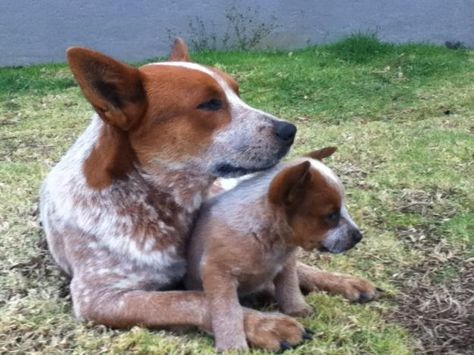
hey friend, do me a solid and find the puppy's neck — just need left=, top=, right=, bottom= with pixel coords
left=257, top=199, right=295, bottom=251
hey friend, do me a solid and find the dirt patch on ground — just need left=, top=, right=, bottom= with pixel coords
left=389, top=187, right=473, bottom=354
left=391, top=250, right=473, bottom=354
left=396, top=187, right=461, bottom=220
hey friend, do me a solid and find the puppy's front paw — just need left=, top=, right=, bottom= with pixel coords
left=281, top=301, right=314, bottom=318
left=243, top=310, right=309, bottom=351
left=336, top=275, right=378, bottom=302
left=215, top=338, right=248, bottom=352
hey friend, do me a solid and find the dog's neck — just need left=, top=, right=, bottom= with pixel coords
left=140, top=163, right=216, bottom=213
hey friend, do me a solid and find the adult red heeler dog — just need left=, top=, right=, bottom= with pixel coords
left=40, top=39, right=376, bottom=350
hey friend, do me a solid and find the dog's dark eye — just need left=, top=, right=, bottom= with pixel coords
left=197, top=99, right=223, bottom=111
left=326, top=211, right=340, bottom=225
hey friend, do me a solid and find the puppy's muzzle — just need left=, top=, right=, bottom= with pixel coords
left=344, top=227, right=363, bottom=251
left=320, top=227, right=363, bottom=254
left=351, top=229, right=363, bottom=244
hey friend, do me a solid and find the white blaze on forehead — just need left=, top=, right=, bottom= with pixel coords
left=307, top=159, right=360, bottom=228
left=308, top=159, right=338, bottom=183
left=308, top=158, right=343, bottom=194
left=145, top=61, right=240, bottom=103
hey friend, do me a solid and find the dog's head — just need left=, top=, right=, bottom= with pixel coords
left=268, top=147, right=362, bottom=253
left=67, top=38, right=295, bottom=189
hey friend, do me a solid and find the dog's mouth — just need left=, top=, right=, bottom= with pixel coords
left=213, top=144, right=292, bottom=178
left=214, top=162, right=276, bottom=177
left=211, top=142, right=292, bottom=178
left=318, top=242, right=358, bottom=254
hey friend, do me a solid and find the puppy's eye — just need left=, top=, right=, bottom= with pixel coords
left=326, top=211, right=340, bottom=225
left=197, top=99, right=223, bottom=111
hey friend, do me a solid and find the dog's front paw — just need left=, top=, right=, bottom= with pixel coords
left=243, top=310, right=310, bottom=351
left=298, top=264, right=379, bottom=303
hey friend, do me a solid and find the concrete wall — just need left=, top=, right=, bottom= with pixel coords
left=1, top=0, right=473, bottom=67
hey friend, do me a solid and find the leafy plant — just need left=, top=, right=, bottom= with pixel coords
left=168, top=6, right=278, bottom=52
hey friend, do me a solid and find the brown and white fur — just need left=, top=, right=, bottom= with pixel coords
left=40, top=39, right=374, bottom=351
left=186, top=147, right=372, bottom=351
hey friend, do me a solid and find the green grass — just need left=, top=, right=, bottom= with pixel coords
left=1, top=35, right=473, bottom=354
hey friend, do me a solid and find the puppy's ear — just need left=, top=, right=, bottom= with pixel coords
left=268, top=161, right=312, bottom=207
left=305, top=146, right=337, bottom=160
left=67, top=47, right=146, bottom=130
left=169, top=37, right=190, bottom=61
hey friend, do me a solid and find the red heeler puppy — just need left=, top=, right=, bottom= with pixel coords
left=186, top=147, right=376, bottom=351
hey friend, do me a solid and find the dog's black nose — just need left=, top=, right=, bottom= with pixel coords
left=351, top=229, right=363, bottom=243
left=274, top=121, right=297, bottom=143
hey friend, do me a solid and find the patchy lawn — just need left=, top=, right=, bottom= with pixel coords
left=0, top=36, right=473, bottom=354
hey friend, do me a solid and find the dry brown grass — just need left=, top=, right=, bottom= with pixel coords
left=391, top=246, right=473, bottom=354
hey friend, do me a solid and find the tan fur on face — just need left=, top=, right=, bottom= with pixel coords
left=284, top=161, right=342, bottom=251
left=131, top=66, right=232, bottom=165
left=265, top=158, right=343, bottom=251
left=67, top=46, right=289, bottom=189
left=68, top=49, right=235, bottom=188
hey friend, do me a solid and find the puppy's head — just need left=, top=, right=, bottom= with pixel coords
left=268, top=147, right=362, bottom=253
left=67, top=38, right=295, bottom=189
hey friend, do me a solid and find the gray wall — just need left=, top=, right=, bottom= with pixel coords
left=1, top=0, right=473, bottom=67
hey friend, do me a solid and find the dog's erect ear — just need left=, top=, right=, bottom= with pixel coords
left=268, top=161, right=312, bottom=207
left=305, top=146, right=337, bottom=160
left=169, top=37, right=190, bottom=61
left=66, top=47, right=147, bottom=130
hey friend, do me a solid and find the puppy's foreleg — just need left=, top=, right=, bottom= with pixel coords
left=274, top=256, right=313, bottom=317
left=201, top=269, right=248, bottom=351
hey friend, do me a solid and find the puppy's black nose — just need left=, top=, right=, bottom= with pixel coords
left=274, top=121, right=297, bottom=143
left=351, top=229, right=363, bottom=244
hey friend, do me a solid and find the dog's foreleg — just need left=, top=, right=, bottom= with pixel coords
left=296, top=261, right=377, bottom=302
left=73, top=281, right=307, bottom=351
left=74, top=288, right=213, bottom=330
